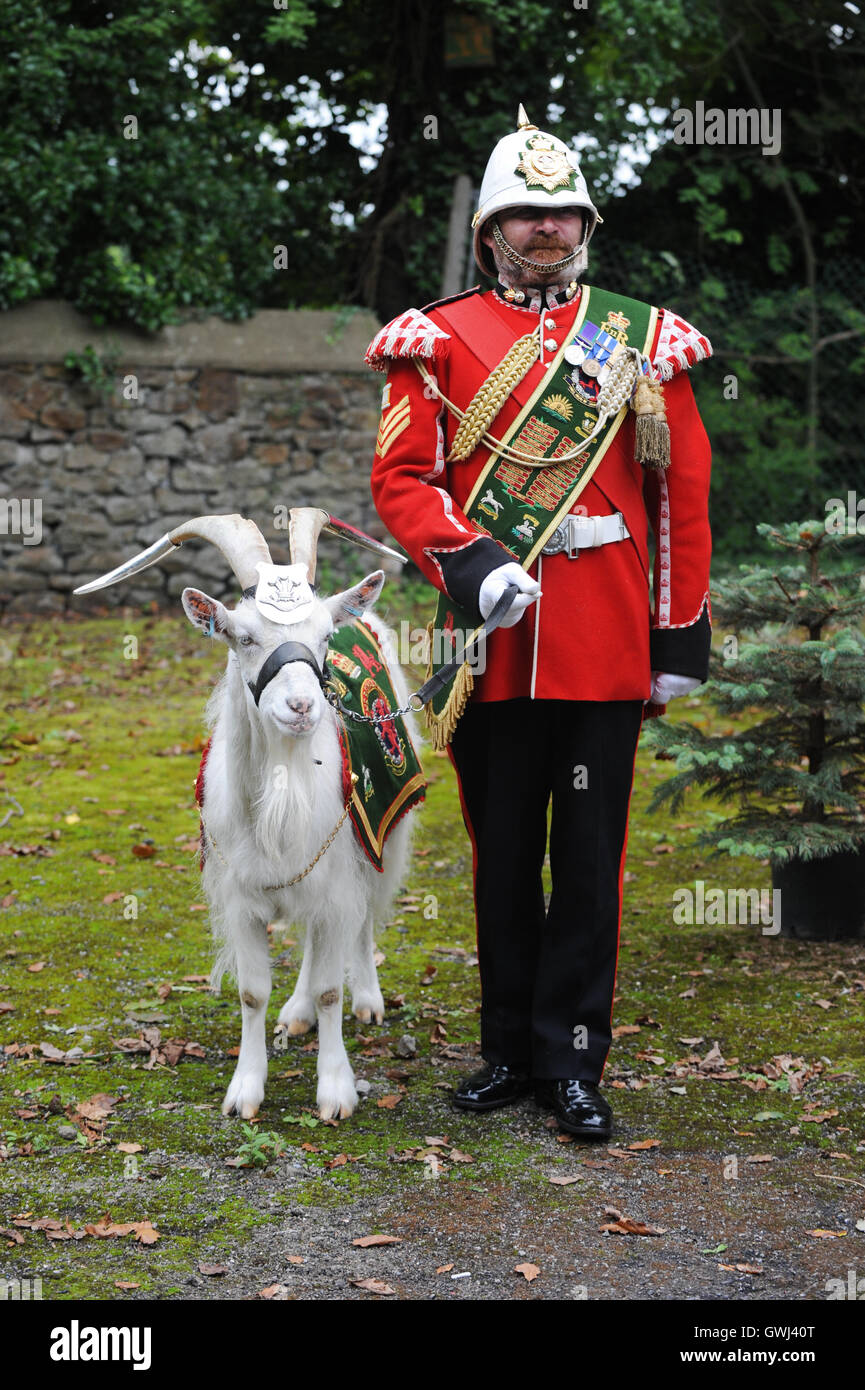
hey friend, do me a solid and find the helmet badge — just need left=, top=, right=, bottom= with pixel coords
left=515, top=133, right=577, bottom=195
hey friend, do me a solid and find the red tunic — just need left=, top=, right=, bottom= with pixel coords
left=368, top=286, right=712, bottom=704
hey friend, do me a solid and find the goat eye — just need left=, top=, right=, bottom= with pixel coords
left=239, top=633, right=255, bottom=647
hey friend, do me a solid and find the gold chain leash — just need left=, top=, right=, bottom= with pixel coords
left=199, top=773, right=358, bottom=891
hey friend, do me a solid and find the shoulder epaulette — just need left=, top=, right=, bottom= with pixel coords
left=421, top=285, right=484, bottom=314
left=364, top=308, right=451, bottom=373
left=652, top=307, right=712, bottom=381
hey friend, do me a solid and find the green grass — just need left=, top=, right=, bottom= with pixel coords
left=1, top=601, right=863, bottom=1298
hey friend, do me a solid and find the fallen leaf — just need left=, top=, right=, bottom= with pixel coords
left=549, top=1174, right=582, bottom=1185
left=352, top=1234, right=402, bottom=1248
left=627, top=1139, right=661, bottom=1151
left=349, top=1278, right=396, bottom=1295
left=807, top=1229, right=846, bottom=1238
left=376, top=1094, right=402, bottom=1109
left=117, top=1143, right=143, bottom=1155
left=114, top=1281, right=140, bottom=1290
left=719, top=1262, right=763, bottom=1274
left=75, top=1093, right=117, bottom=1123
left=745, top=1154, right=775, bottom=1164
left=198, top=1262, right=228, bottom=1276
left=515, top=1262, right=540, bottom=1282
left=436, top=1263, right=454, bottom=1274
left=287, top=1255, right=305, bottom=1265
left=131, top=843, right=156, bottom=858
left=612, top=1024, right=641, bottom=1038
left=601, top=1219, right=666, bottom=1236
left=27, top=961, right=46, bottom=973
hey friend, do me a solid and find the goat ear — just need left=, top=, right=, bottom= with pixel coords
left=182, top=588, right=232, bottom=640
left=326, top=570, right=386, bottom=627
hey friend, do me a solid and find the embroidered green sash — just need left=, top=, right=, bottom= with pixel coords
left=425, top=286, right=657, bottom=748
left=327, top=619, right=426, bottom=870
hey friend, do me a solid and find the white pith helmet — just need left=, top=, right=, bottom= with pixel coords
left=472, top=104, right=601, bottom=277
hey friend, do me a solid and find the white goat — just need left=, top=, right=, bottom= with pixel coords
left=74, top=511, right=420, bottom=1121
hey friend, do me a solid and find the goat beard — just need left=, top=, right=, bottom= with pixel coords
left=253, top=738, right=333, bottom=868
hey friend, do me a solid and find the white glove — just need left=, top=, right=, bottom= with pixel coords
left=646, top=671, right=702, bottom=705
left=478, top=563, right=541, bottom=628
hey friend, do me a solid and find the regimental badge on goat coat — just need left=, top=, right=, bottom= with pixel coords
left=367, top=284, right=713, bottom=711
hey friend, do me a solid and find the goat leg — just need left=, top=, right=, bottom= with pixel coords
left=222, top=920, right=272, bottom=1119
left=348, top=914, right=385, bottom=1025
left=276, top=937, right=316, bottom=1037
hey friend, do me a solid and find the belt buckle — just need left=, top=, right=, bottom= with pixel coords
left=566, top=514, right=581, bottom=559
left=542, top=522, right=566, bottom=557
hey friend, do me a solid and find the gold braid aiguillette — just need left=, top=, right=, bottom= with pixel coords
left=447, top=330, right=540, bottom=462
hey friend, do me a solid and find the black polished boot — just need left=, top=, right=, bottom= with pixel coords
left=453, top=1063, right=532, bottom=1112
left=535, top=1079, right=612, bottom=1139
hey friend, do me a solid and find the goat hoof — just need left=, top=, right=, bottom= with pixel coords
left=278, top=997, right=315, bottom=1036
left=222, top=1070, right=265, bottom=1119
left=351, top=989, right=385, bottom=1026
left=317, top=1071, right=358, bottom=1122
left=353, top=1006, right=385, bottom=1026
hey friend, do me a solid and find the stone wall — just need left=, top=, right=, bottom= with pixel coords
left=0, top=301, right=390, bottom=614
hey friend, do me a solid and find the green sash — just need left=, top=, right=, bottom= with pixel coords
left=425, top=286, right=657, bottom=747
left=327, top=619, right=426, bottom=870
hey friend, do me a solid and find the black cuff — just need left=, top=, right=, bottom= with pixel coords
left=433, top=537, right=513, bottom=622
left=650, top=599, right=711, bottom=681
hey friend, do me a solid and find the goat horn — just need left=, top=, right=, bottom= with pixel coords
left=73, top=513, right=272, bottom=596
left=288, top=508, right=407, bottom=582
left=288, top=507, right=329, bottom=585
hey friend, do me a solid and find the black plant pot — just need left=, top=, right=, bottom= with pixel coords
left=773, top=847, right=865, bottom=940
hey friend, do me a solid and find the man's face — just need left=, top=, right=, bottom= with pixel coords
left=482, top=205, right=586, bottom=284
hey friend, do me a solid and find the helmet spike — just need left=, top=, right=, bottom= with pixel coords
left=516, top=103, right=537, bottom=131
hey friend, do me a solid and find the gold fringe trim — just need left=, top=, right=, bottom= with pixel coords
left=422, top=620, right=475, bottom=750
left=447, top=332, right=540, bottom=462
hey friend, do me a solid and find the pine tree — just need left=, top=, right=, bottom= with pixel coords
left=643, top=519, right=865, bottom=865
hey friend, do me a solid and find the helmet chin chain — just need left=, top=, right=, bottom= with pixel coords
left=491, top=218, right=586, bottom=275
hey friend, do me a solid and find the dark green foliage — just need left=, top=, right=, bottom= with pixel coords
left=644, top=521, right=865, bottom=865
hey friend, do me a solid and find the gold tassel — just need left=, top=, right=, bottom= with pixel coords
left=631, top=374, right=671, bottom=470
left=424, top=662, right=475, bottom=750
left=422, top=622, right=476, bottom=749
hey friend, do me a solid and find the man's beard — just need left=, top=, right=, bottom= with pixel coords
left=488, top=228, right=588, bottom=290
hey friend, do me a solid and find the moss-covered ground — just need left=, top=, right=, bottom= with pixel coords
left=0, top=594, right=863, bottom=1301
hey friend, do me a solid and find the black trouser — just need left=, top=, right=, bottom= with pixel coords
left=449, top=698, right=644, bottom=1081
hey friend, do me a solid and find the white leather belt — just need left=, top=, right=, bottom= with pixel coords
left=541, top=511, right=630, bottom=558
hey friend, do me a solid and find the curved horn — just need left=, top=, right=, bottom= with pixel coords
left=73, top=513, right=272, bottom=596
left=288, top=507, right=329, bottom=584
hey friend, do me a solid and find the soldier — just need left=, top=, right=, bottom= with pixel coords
left=366, top=107, right=712, bottom=1139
